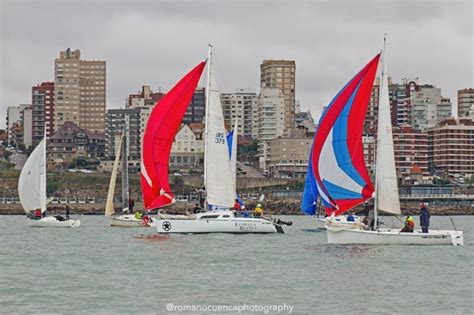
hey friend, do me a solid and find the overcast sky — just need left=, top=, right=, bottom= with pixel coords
left=1, top=0, right=472, bottom=129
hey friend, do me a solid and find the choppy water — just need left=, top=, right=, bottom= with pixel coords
left=0, top=215, right=472, bottom=314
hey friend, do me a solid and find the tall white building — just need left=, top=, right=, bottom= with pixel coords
left=22, top=107, right=33, bottom=148
left=6, top=104, right=31, bottom=147
left=257, top=87, right=285, bottom=157
left=458, top=88, right=474, bottom=118
left=221, top=89, right=258, bottom=139
left=409, top=86, right=452, bottom=130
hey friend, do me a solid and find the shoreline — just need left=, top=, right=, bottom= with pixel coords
left=1, top=201, right=473, bottom=216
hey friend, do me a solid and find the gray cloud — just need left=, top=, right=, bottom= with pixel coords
left=1, top=0, right=472, bottom=128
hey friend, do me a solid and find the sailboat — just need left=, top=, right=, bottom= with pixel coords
left=105, top=124, right=154, bottom=227
left=303, top=37, right=463, bottom=246
left=155, top=46, right=284, bottom=234
left=19, top=134, right=80, bottom=228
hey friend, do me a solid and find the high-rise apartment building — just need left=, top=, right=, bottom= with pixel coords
left=128, top=85, right=165, bottom=137
left=22, top=107, right=33, bottom=148
left=54, top=48, right=106, bottom=132
left=457, top=88, right=474, bottom=118
left=32, top=82, right=55, bottom=145
left=105, top=108, right=141, bottom=161
left=258, top=88, right=285, bottom=141
left=257, top=88, right=285, bottom=165
left=6, top=105, right=31, bottom=147
left=366, top=79, right=452, bottom=133
left=260, top=60, right=296, bottom=131
left=410, top=85, right=452, bottom=130
left=393, top=126, right=429, bottom=176
left=427, top=118, right=474, bottom=176
left=183, top=88, right=206, bottom=124
left=221, top=89, right=258, bottom=138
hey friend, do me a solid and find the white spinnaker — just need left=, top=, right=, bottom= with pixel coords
left=105, top=134, right=123, bottom=217
left=375, top=43, right=401, bottom=215
left=204, top=47, right=236, bottom=208
left=230, top=118, right=238, bottom=189
left=18, top=138, right=47, bottom=213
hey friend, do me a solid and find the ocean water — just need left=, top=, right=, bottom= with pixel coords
left=0, top=215, right=472, bottom=315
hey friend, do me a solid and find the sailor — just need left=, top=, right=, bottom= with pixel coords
left=419, top=202, right=430, bottom=233
left=347, top=212, right=355, bottom=222
left=366, top=209, right=375, bottom=230
left=128, top=197, right=135, bottom=213
left=34, top=209, right=42, bottom=220
left=134, top=211, right=142, bottom=220
left=193, top=204, right=202, bottom=214
left=142, top=213, right=150, bottom=226
left=401, top=214, right=415, bottom=233
left=233, top=199, right=242, bottom=211
left=198, top=188, right=206, bottom=208
left=254, top=204, right=263, bottom=217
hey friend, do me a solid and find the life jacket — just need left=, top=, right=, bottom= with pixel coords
left=406, top=216, right=415, bottom=228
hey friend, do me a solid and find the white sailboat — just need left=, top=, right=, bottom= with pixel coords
left=156, top=45, right=284, bottom=234
left=105, top=124, right=156, bottom=227
left=325, top=37, right=463, bottom=246
left=19, top=134, right=80, bottom=228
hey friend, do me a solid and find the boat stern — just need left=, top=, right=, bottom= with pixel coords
left=448, top=231, right=464, bottom=246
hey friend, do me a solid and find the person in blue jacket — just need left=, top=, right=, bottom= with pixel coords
left=419, top=202, right=430, bottom=233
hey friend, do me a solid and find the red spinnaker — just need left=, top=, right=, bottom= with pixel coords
left=141, top=61, right=206, bottom=210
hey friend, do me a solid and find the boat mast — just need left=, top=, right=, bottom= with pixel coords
left=203, top=44, right=212, bottom=207
left=374, top=34, right=388, bottom=229
left=121, top=114, right=130, bottom=212
left=41, top=128, right=47, bottom=213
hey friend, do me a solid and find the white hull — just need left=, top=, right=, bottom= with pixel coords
left=326, top=226, right=464, bottom=246
left=156, top=210, right=283, bottom=234
left=108, top=214, right=156, bottom=227
left=29, top=216, right=81, bottom=228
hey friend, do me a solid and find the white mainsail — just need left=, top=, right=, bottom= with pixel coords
left=375, top=37, right=401, bottom=215
left=204, top=46, right=236, bottom=208
left=105, top=134, right=123, bottom=217
left=18, top=137, right=47, bottom=213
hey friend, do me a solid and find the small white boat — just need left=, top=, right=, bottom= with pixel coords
left=29, top=216, right=81, bottom=228
left=156, top=210, right=283, bottom=234
left=326, top=226, right=463, bottom=246
left=18, top=133, right=80, bottom=228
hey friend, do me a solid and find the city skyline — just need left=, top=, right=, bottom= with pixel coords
left=1, top=0, right=472, bottom=128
